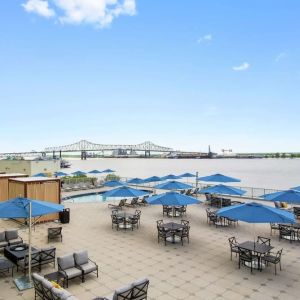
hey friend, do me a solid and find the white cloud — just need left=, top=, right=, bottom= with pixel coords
left=275, top=52, right=287, bottom=62
left=197, top=34, right=212, bottom=44
left=22, top=0, right=136, bottom=27
left=22, top=0, right=55, bottom=18
left=232, top=62, right=250, bottom=71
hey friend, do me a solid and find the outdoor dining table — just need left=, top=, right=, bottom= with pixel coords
left=238, top=241, right=273, bottom=270
left=116, top=212, right=134, bottom=229
left=160, top=222, right=185, bottom=243
left=4, top=244, right=39, bottom=265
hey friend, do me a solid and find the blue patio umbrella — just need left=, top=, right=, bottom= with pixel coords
left=160, top=174, right=182, bottom=180
left=104, top=180, right=127, bottom=187
left=154, top=181, right=193, bottom=190
left=0, top=197, right=64, bottom=288
left=127, top=178, right=144, bottom=184
left=147, top=191, right=201, bottom=206
left=290, top=186, right=300, bottom=192
left=54, top=171, right=68, bottom=177
left=102, top=169, right=115, bottom=173
left=261, top=189, right=300, bottom=204
left=199, top=184, right=246, bottom=196
left=72, top=170, right=86, bottom=176
left=33, top=173, right=46, bottom=177
left=102, top=186, right=149, bottom=198
left=143, top=176, right=161, bottom=183
left=179, top=173, right=196, bottom=178
left=198, top=173, right=241, bottom=183
left=217, top=202, right=295, bottom=224
left=88, top=170, right=102, bottom=174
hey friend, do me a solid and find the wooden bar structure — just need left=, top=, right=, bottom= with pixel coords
left=0, top=173, right=28, bottom=202
left=8, top=177, right=61, bottom=223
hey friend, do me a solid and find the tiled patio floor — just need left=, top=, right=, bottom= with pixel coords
left=0, top=200, right=299, bottom=300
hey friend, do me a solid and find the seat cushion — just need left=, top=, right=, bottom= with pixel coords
left=5, top=230, right=18, bottom=240
left=51, top=287, right=73, bottom=299
left=0, top=232, right=5, bottom=242
left=0, top=241, right=8, bottom=248
left=80, top=261, right=97, bottom=274
left=74, top=250, right=89, bottom=266
left=58, top=254, right=75, bottom=270
left=8, top=238, right=22, bottom=246
left=42, top=279, right=54, bottom=290
left=113, top=284, right=132, bottom=300
left=64, top=267, right=82, bottom=279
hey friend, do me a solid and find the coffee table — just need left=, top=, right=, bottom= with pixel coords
left=4, top=244, right=39, bottom=265
left=0, top=257, right=14, bottom=277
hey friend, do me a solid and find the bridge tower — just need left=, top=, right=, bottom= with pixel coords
left=81, top=151, right=87, bottom=160
left=52, top=151, right=56, bottom=159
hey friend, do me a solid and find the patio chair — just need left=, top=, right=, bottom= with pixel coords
left=124, top=197, right=139, bottom=208
left=257, top=236, right=271, bottom=246
left=174, top=225, right=190, bottom=246
left=262, top=249, right=283, bottom=275
left=40, top=246, right=56, bottom=268
left=74, top=250, right=99, bottom=281
left=131, top=277, right=150, bottom=300
left=5, top=229, right=23, bottom=246
left=48, top=227, right=62, bottom=243
left=163, top=205, right=172, bottom=216
left=128, top=216, right=139, bottom=231
left=108, top=199, right=126, bottom=210
left=238, top=248, right=256, bottom=273
left=279, top=225, right=295, bottom=243
left=133, top=210, right=141, bottom=226
left=111, top=215, right=123, bottom=230
left=17, top=251, right=41, bottom=274
left=0, top=231, right=9, bottom=250
left=175, top=205, right=186, bottom=216
left=156, top=220, right=164, bottom=228
left=31, top=273, right=45, bottom=300
left=185, top=189, right=192, bottom=196
left=191, top=187, right=199, bottom=195
left=157, top=227, right=173, bottom=245
left=228, top=237, right=239, bottom=260
left=270, top=223, right=280, bottom=236
left=181, top=220, right=190, bottom=227
left=57, top=254, right=83, bottom=287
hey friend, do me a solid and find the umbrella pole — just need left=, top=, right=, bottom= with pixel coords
left=28, top=201, right=32, bottom=283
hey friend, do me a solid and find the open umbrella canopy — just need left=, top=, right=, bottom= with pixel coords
left=127, top=178, right=144, bottom=184
left=88, top=170, right=102, bottom=174
left=217, top=202, right=295, bottom=224
left=154, top=180, right=193, bottom=190
left=143, top=176, right=161, bottom=183
left=72, top=170, right=86, bottom=176
left=179, top=172, right=196, bottom=178
left=0, top=197, right=64, bottom=218
left=147, top=191, right=201, bottom=206
left=199, top=184, right=246, bottom=196
left=198, top=173, right=241, bottom=183
left=33, top=173, right=46, bottom=177
left=102, top=169, right=115, bottom=173
left=160, top=174, right=182, bottom=180
left=290, top=186, right=300, bottom=192
left=54, top=171, right=68, bottom=177
left=104, top=180, right=127, bottom=187
left=261, top=189, right=300, bottom=204
left=102, top=186, right=149, bottom=198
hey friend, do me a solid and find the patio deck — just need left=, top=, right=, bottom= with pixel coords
left=0, top=200, right=299, bottom=300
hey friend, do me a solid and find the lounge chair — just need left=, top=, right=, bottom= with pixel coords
left=124, top=197, right=139, bottom=207
left=137, top=195, right=149, bottom=206
left=108, top=199, right=126, bottom=210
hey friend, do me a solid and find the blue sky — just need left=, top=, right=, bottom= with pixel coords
left=0, top=0, right=299, bottom=153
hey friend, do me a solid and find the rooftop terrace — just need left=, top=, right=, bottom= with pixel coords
left=0, top=199, right=299, bottom=300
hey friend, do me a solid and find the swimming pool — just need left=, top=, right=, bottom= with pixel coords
left=63, top=193, right=107, bottom=203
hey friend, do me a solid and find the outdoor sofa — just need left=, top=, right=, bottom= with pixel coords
left=0, top=229, right=23, bottom=250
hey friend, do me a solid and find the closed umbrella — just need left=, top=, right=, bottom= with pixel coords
left=154, top=181, right=193, bottom=190
left=0, top=197, right=64, bottom=289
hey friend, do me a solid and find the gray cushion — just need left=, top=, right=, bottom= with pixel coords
left=0, top=232, right=5, bottom=242
left=58, top=254, right=75, bottom=270
left=42, top=279, right=54, bottom=290
left=5, top=230, right=18, bottom=240
left=74, top=250, right=88, bottom=266
left=80, top=261, right=97, bottom=274
left=32, top=273, right=44, bottom=283
left=113, top=284, right=132, bottom=300
left=64, top=267, right=82, bottom=279
left=0, top=241, right=8, bottom=248
left=8, top=238, right=22, bottom=246
left=51, top=287, right=72, bottom=299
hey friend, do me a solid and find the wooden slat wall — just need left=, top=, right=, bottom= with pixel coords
left=0, top=178, right=9, bottom=201
left=8, top=181, right=25, bottom=199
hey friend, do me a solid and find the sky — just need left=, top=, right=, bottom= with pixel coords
left=0, top=0, right=300, bottom=153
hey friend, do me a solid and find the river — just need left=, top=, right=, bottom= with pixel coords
left=63, top=158, right=300, bottom=190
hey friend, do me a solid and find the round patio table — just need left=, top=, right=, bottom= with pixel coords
left=116, top=212, right=134, bottom=229
left=160, top=222, right=185, bottom=243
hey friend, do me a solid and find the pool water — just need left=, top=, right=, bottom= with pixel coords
left=63, top=193, right=107, bottom=203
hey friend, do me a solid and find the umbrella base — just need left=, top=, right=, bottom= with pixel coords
left=14, top=276, right=33, bottom=291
